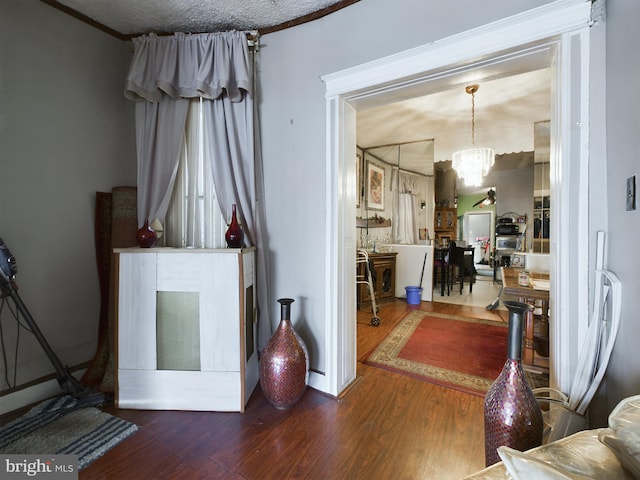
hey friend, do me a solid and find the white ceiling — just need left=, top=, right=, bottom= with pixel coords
left=357, top=67, right=551, bottom=180
left=47, top=0, right=350, bottom=37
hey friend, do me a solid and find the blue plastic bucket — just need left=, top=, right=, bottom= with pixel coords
left=405, top=286, right=423, bottom=305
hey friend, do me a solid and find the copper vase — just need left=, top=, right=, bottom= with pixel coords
left=484, top=300, right=543, bottom=466
left=259, top=298, right=309, bottom=409
left=225, top=204, right=243, bottom=248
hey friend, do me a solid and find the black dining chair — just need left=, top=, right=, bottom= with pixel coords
left=449, top=244, right=476, bottom=293
left=433, top=241, right=456, bottom=296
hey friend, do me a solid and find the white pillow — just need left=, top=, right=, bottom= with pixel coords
left=498, top=446, right=590, bottom=479
left=497, top=429, right=634, bottom=479
left=599, top=395, right=640, bottom=479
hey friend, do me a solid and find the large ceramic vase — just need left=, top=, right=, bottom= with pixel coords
left=484, top=300, right=543, bottom=466
left=225, top=204, right=243, bottom=248
left=136, top=220, right=156, bottom=248
left=260, top=298, right=309, bottom=409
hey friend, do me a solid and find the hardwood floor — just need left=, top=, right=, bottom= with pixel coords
left=82, top=300, right=508, bottom=480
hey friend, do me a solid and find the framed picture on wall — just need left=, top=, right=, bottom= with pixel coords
left=366, top=162, right=385, bottom=211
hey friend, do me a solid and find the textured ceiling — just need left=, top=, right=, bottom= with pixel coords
left=48, top=0, right=353, bottom=38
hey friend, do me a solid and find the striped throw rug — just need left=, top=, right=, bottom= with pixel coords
left=0, top=395, right=138, bottom=470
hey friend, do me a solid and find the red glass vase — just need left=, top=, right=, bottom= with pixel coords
left=136, top=220, right=156, bottom=248
left=484, top=300, right=543, bottom=466
left=225, top=204, right=243, bottom=248
left=259, top=298, right=309, bottom=410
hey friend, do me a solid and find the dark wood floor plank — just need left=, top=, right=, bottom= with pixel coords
left=80, top=300, right=495, bottom=479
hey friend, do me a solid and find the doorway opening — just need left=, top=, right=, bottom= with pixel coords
left=322, top=2, right=592, bottom=397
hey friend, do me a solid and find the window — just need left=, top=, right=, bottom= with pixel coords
left=164, top=98, right=226, bottom=248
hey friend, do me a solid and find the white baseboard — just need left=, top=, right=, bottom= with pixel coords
left=0, top=369, right=86, bottom=417
left=307, top=369, right=328, bottom=393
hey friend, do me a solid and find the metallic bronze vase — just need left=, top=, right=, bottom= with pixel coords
left=484, top=300, right=543, bottom=466
left=260, top=298, right=309, bottom=409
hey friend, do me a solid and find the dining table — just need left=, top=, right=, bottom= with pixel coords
left=501, top=266, right=550, bottom=372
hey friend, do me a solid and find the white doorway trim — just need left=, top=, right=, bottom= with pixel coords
left=321, top=0, right=593, bottom=396
left=463, top=210, right=496, bottom=263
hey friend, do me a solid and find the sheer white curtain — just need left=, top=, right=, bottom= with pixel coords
left=393, top=171, right=418, bottom=244
left=124, top=31, right=272, bottom=348
left=395, top=193, right=417, bottom=244
left=164, top=98, right=226, bottom=248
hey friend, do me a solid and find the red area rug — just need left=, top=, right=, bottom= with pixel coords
left=365, top=310, right=509, bottom=396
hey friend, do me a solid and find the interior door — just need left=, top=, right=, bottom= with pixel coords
left=464, top=211, right=495, bottom=262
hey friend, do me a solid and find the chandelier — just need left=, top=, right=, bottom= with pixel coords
left=452, top=84, right=495, bottom=187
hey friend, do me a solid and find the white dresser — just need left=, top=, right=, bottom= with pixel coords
left=114, top=247, right=258, bottom=412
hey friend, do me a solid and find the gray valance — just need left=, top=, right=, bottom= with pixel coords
left=124, top=31, right=252, bottom=103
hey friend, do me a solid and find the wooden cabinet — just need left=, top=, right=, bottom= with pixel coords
left=434, top=207, right=457, bottom=245
left=114, top=247, right=258, bottom=412
left=357, top=252, right=397, bottom=309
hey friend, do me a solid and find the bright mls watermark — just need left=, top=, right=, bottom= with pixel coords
left=0, top=455, right=77, bottom=480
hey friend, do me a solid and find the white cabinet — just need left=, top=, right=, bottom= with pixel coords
left=114, top=247, right=258, bottom=412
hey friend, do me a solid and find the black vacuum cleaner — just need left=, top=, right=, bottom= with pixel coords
left=0, top=237, right=105, bottom=403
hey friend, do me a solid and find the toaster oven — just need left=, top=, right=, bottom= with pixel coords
left=496, top=235, right=518, bottom=250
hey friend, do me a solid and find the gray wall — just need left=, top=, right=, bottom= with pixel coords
left=595, top=0, right=640, bottom=424
left=0, top=0, right=135, bottom=388
left=259, top=0, right=640, bottom=426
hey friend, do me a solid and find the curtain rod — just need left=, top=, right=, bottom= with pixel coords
left=124, top=30, right=260, bottom=53
left=127, top=30, right=260, bottom=48
left=146, top=30, right=258, bottom=42
left=246, top=31, right=260, bottom=50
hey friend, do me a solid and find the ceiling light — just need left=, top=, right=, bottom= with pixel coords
left=452, top=84, right=495, bottom=187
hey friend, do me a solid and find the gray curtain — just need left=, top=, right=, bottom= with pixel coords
left=124, top=31, right=272, bottom=348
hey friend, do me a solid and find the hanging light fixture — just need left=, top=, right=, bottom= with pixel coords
left=452, top=84, right=495, bottom=187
